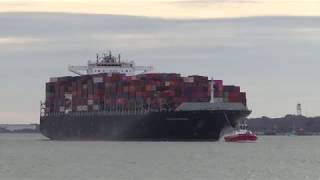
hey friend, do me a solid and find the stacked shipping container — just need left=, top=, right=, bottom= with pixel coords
left=45, top=73, right=247, bottom=113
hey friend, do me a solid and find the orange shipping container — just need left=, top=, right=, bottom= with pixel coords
left=123, top=86, right=129, bottom=92
left=129, top=86, right=136, bottom=92
left=146, top=85, right=156, bottom=91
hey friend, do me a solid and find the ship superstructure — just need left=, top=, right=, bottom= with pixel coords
left=68, top=52, right=153, bottom=76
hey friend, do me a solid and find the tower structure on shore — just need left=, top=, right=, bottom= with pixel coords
left=297, top=103, right=302, bottom=116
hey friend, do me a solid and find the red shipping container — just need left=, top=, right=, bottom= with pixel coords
left=136, top=92, right=146, bottom=97
left=146, top=85, right=156, bottom=91
left=213, top=80, right=223, bottom=86
left=116, top=98, right=128, bottom=105
left=228, top=92, right=240, bottom=102
left=123, top=86, right=129, bottom=92
left=164, top=90, right=175, bottom=97
left=129, top=86, right=136, bottom=92
left=234, top=86, right=241, bottom=93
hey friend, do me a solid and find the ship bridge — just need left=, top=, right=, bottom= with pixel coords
left=68, top=51, right=153, bottom=76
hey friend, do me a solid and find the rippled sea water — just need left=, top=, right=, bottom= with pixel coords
left=1, top=133, right=320, bottom=180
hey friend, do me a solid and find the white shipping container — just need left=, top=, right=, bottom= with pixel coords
left=183, top=77, right=188, bottom=82
left=93, top=105, right=100, bottom=111
left=65, top=107, right=72, bottom=113
left=88, top=99, right=94, bottom=105
left=82, top=105, right=88, bottom=111
left=76, top=106, right=86, bottom=111
left=64, top=93, right=72, bottom=100
left=50, top=77, right=58, bottom=82
left=214, top=98, right=223, bottom=103
left=183, top=77, right=194, bottom=83
left=59, top=106, right=65, bottom=112
left=93, top=77, right=103, bottom=83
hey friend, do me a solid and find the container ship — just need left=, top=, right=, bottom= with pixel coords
left=40, top=52, right=251, bottom=140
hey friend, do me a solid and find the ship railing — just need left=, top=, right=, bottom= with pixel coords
left=44, top=109, right=166, bottom=117
left=45, top=108, right=167, bottom=118
left=41, top=110, right=151, bottom=117
left=41, top=108, right=168, bottom=117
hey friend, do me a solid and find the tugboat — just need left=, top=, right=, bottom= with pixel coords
left=224, top=123, right=257, bottom=142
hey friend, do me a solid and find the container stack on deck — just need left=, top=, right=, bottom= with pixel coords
left=45, top=73, right=247, bottom=113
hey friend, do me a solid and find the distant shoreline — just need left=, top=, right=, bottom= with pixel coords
left=247, top=115, right=320, bottom=136
left=0, top=124, right=39, bottom=133
left=2, top=114, right=320, bottom=136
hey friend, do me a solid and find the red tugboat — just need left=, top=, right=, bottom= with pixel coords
left=224, top=123, right=257, bottom=142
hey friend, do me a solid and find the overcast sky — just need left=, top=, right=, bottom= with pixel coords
left=1, top=0, right=320, bottom=19
left=1, top=0, right=320, bottom=123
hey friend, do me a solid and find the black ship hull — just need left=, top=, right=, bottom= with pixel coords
left=40, top=110, right=250, bottom=141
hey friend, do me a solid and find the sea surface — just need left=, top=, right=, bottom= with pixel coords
left=0, top=133, right=320, bottom=180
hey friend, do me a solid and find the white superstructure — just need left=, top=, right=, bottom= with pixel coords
left=68, top=51, right=153, bottom=76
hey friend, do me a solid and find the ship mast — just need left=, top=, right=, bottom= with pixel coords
left=210, top=77, right=215, bottom=103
